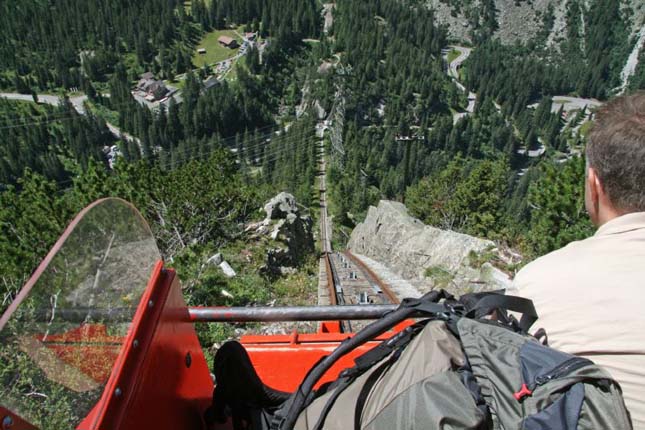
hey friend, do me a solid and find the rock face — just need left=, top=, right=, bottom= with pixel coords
left=265, top=211, right=314, bottom=273
left=264, top=192, right=299, bottom=220
left=428, top=0, right=645, bottom=47
left=428, top=0, right=555, bottom=45
left=348, top=201, right=514, bottom=295
left=250, top=192, right=315, bottom=275
left=427, top=0, right=474, bottom=44
left=492, top=0, right=555, bottom=46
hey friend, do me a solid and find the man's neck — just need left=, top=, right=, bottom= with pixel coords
left=595, top=208, right=625, bottom=228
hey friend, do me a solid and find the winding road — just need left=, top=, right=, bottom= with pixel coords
left=443, top=46, right=477, bottom=124
left=1, top=93, right=87, bottom=114
left=443, top=46, right=603, bottom=140
left=446, top=46, right=471, bottom=81
left=0, top=92, right=140, bottom=146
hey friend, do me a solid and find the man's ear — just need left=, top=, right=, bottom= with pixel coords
left=587, top=167, right=601, bottom=202
left=586, top=167, right=601, bottom=224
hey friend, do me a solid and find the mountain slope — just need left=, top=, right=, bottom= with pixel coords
left=428, top=0, right=644, bottom=48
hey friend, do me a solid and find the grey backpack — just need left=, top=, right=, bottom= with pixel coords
left=268, top=291, right=632, bottom=430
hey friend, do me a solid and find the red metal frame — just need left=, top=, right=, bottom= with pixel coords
left=1, top=197, right=415, bottom=429
left=78, top=262, right=213, bottom=430
left=240, top=321, right=412, bottom=392
left=0, top=407, right=37, bottom=430
left=2, top=260, right=408, bottom=428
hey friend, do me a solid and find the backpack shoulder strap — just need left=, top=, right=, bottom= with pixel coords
left=312, top=323, right=426, bottom=430
left=271, top=290, right=456, bottom=430
left=462, top=292, right=538, bottom=333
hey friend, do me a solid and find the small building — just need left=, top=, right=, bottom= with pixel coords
left=245, top=32, right=257, bottom=41
left=146, top=81, right=168, bottom=100
left=136, top=78, right=150, bottom=91
left=197, top=48, right=207, bottom=54
left=218, top=36, right=239, bottom=49
left=135, top=73, right=169, bottom=102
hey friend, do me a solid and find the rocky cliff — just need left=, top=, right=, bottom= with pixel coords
left=428, top=0, right=644, bottom=46
left=348, top=200, right=516, bottom=296
left=246, top=192, right=315, bottom=275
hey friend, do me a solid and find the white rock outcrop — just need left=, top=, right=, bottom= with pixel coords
left=219, top=261, right=237, bottom=278
left=348, top=201, right=513, bottom=295
left=249, top=192, right=315, bottom=275
left=264, top=192, right=298, bottom=220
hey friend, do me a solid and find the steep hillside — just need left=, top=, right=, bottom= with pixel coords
left=428, top=0, right=554, bottom=45
left=429, top=0, right=644, bottom=48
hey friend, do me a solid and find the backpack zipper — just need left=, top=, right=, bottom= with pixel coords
left=531, top=357, right=594, bottom=389
left=515, top=357, right=594, bottom=401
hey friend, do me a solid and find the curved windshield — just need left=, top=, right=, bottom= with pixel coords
left=0, top=198, right=160, bottom=429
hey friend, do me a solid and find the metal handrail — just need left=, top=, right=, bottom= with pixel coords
left=188, top=304, right=397, bottom=322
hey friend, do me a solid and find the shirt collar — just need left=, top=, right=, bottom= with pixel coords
left=594, top=212, right=645, bottom=237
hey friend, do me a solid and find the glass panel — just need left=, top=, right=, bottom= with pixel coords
left=0, top=198, right=160, bottom=429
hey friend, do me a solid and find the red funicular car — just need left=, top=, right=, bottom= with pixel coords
left=0, top=198, right=403, bottom=429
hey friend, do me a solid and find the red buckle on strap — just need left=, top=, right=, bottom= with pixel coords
left=513, top=383, right=533, bottom=401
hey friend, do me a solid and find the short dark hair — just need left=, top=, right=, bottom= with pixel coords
left=587, top=91, right=645, bottom=213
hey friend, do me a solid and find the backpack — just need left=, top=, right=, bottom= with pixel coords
left=209, top=290, right=633, bottom=430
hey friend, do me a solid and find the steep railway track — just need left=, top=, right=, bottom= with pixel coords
left=317, top=129, right=399, bottom=332
left=343, top=251, right=399, bottom=304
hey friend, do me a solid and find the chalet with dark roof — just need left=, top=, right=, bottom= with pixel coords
left=218, top=36, right=238, bottom=49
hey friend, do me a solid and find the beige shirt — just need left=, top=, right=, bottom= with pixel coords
left=511, top=212, right=645, bottom=429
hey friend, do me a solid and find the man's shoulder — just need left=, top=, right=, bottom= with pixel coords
left=514, top=237, right=591, bottom=285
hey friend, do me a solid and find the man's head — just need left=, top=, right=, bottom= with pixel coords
left=585, top=91, right=645, bottom=226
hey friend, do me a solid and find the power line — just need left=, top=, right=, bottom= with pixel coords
left=0, top=93, right=308, bottom=166
left=244, top=138, right=317, bottom=166
left=0, top=97, right=83, bottom=125
left=168, top=123, right=280, bottom=160
left=164, top=124, right=313, bottom=166
left=1, top=94, right=322, bottom=192
left=6, top=126, right=314, bottom=195
left=173, top=129, right=316, bottom=166
left=327, top=84, right=346, bottom=169
left=0, top=97, right=141, bottom=128
left=234, top=129, right=316, bottom=158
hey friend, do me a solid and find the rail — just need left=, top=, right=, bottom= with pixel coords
left=343, top=251, right=400, bottom=304
left=188, top=304, right=397, bottom=322
left=319, top=140, right=338, bottom=306
left=317, top=126, right=399, bottom=334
